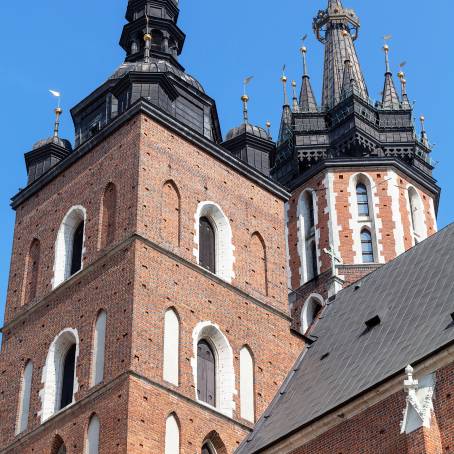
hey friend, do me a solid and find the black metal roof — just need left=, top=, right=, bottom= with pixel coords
left=237, top=223, right=454, bottom=453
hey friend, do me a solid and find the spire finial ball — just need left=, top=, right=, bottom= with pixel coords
left=241, top=94, right=249, bottom=103
left=281, top=75, right=287, bottom=83
left=266, top=121, right=271, bottom=128
left=292, top=80, right=297, bottom=87
left=55, top=107, right=63, bottom=114
left=341, top=29, right=349, bottom=38
left=144, top=33, right=152, bottom=42
left=383, top=44, right=389, bottom=51
left=398, top=71, right=405, bottom=79
left=420, top=115, right=425, bottom=122
left=301, top=46, right=307, bottom=54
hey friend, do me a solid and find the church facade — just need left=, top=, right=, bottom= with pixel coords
left=0, top=1, right=451, bottom=454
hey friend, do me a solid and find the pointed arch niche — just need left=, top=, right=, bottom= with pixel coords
left=300, top=294, right=324, bottom=334
left=194, top=202, right=234, bottom=283
left=161, top=180, right=181, bottom=247
left=249, top=232, right=268, bottom=295
left=16, top=360, right=33, bottom=435
left=163, top=308, right=180, bottom=386
left=297, top=189, right=318, bottom=284
left=21, top=238, right=41, bottom=306
left=86, top=414, right=100, bottom=454
left=240, top=346, right=255, bottom=422
left=165, top=413, right=180, bottom=454
left=91, top=310, right=107, bottom=387
left=53, top=206, right=87, bottom=288
left=99, top=182, right=117, bottom=250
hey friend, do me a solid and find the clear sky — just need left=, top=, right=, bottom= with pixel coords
left=0, top=0, right=453, bottom=327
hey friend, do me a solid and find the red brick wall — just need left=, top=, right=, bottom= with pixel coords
left=285, top=362, right=454, bottom=454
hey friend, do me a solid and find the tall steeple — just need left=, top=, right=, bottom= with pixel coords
left=381, top=44, right=400, bottom=110
left=299, top=46, right=318, bottom=112
left=313, top=0, right=368, bottom=108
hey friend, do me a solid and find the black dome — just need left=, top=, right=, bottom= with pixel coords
left=225, top=123, right=271, bottom=142
left=32, top=136, right=72, bottom=151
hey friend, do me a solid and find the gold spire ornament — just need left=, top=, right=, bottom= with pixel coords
left=53, top=107, right=63, bottom=139
left=281, top=65, right=289, bottom=105
left=144, top=11, right=152, bottom=63
left=242, top=76, right=253, bottom=124
left=292, top=80, right=299, bottom=112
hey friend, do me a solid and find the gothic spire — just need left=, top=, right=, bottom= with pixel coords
left=313, top=0, right=368, bottom=108
left=398, top=70, right=411, bottom=109
left=299, top=46, right=318, bottom=112
left=278, top=71, right=292, bottom=144
left=340, top=59, right=356, bottom=99
left=420, top=115, right=430, bottom=148
left=292, top=81, right=299, bottom=112
left=381, top=44, right=400, bottom=110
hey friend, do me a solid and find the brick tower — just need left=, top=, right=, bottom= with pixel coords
left=0, top=1, right=303, bottom=453
left=274, top=0, right=440, bottom=334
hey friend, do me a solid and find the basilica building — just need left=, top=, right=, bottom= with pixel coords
left=0, top=1, right=451, bottom=453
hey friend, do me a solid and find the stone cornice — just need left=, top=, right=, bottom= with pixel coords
left=1, top=233, right=292, bottom=335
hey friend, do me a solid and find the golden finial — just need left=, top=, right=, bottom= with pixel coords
left=281, top=65, right=289, bottom=105
left=53, top=107, right=63, bottom=139
left=341, top=29, right=349, bottom=38
left=266, top=120, right=271, bottom=138
left=291, top=80, right=299, bottom=112
left=242, top=76, right=253, bottom=124
left=144, top=34, right=152, bottom=42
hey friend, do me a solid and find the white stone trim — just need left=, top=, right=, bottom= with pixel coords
left=300, top=294, right=324, bottom=334
left=348, top=173, right=381, bottom=264
left=163, top=308, right=180, bottom=386
left=39, top=328, right=80, bottom=422
left=53, top=206, right=87, bottom=289
left=429, top=197, right=438, bottom=233
left=16, top=360, right=33, bottom=435
left=193, top=202, right=235, bottom=283
left=401, top=366, right=435, bottom=434
left=387, top=171, right=406, bottom=256
left=297, top=189, right=319, bottom=285
left=325, top=172, right=341, bottom=271
left=191, top=321, right=236, bottom=418
left=165, top=413, right=180, bottom=454
left=86, top=414, right=100, bottom=454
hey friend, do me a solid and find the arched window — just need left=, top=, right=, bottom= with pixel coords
left=240, top=347, right=255, bottom=422
left=161, top=180, right=181, bottom=247
left=99, top=183, right=117, bottom=250
left=54, top=206, right=86, bottom=288
left=163, top=308, right=179, bottom=386
left=249, top=233, right=268, bottom=295
left=298, top=190, right=318, bottom=284
left=86, top=414, right=100, bottom=454
left=41, top=329, right=79, bottom=421
left=60, top=344, right=76, bottom=410
left=199, top=217, right=216, bottom=273
left=301, top=295, right=324, bottom=334
left=356, top=183, right=370, bottom=217
left=16, top=360, right=33, bottom=434
left=91, top=311, right=107, bottom=387
left=202, top=432, right=227, bottom=454
left=165, top=413, right=180, bottom=454
left=195, top=202, right=234, bottom=283
left=408, top=187, right=426, bottom=244
left=22, top=238, right=40, bottom=306
left=202, top=444, right=216, bottom=454
left=192, top=322, right=234, bottom=417
left=361, top=229, right=374, bottom=263
left=197, top=340, right=216, bottom=407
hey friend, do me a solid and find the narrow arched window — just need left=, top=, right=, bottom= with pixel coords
left=163, top=309, right=179, bottom=386
left=197, top=340, right=216, bottom=406
left=301, top=296, right=323, bottom=333
left=71, top=221, right=84, bottom=276
left=310, top=241, right=318, bottom=279
left=305, top=191, right=315, bottom=229
left=22, top=239, right=40, bottom=306
left=408, top=187, right=426, bottom=244
left=202, top=444, right=216, bottom=454
left=249, top=233, right=268, bottom=295
left=51, top=437, right=67, bottom=454
left=240, top=347, right=255, bottom=422
left=100, top=183, right=117, bottom=249
left=91, top=311, right=107, bottom=387
left=165, top=414, right=180, bottom=454
left=16, top=361, right=33, bottom=434
left=86, top=414, right=100, bottom=454
left=361, top=229, right=374, bottom=263
left=60, top=344, right=76, bottom=410
left=199, top=217, right=216, bottom=273
left=356, top=183, right=370, bottom=217
left=161, top=181, right=181, bottom=247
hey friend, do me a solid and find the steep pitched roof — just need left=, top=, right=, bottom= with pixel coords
left=237, top=223, right=454, bottom=453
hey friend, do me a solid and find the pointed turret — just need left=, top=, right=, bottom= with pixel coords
left=381, top=44, right=400, bottom=110
left=340, top=59, right=356, bottom=99
left=278, top=72, right=292, bottom=144
left=420, top=115, right=430, bottom=148
left=313, top=0, right=368, bottom=108
left=291, top=81, right=299, bottom=112
left=299, top=46, right=318, bottom=112
left=398, top=71, right=411, bottom=109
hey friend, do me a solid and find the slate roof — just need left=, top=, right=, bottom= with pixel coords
left=237, top=223, right=454, bottom=453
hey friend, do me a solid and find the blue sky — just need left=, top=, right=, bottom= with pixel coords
left=0, top=0, right=453, bottom=326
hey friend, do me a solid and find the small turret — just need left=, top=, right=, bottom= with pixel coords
left=299, top=46, right=318, bottom=112
left=381, top=43, right=400, bottom=110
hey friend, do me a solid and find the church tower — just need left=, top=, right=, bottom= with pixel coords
left=0, top=1, right=303, bottom=453
left=275, top=0, right=440, bottom=334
